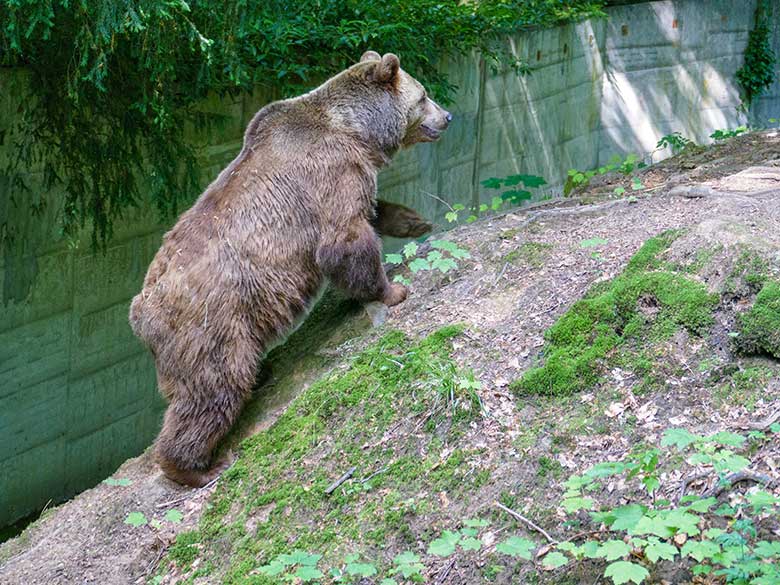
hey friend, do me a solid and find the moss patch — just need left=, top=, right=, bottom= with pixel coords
left=163, top=326, right=485, bottom=583
left=504, top=242, right=554, bottom=268
left=735, top=280, right=780, bottom=359
left=512, top=230, right=717, bottom=396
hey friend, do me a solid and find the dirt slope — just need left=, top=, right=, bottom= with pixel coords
left=1, top=131, right=779, bottom=585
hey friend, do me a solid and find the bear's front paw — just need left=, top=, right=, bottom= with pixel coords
left=382, top=283, right=408, bottom=307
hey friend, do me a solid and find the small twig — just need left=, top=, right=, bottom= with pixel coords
left=494, top=501, right=558, bottom=544
left=421, top=190, right=455, bottom=212
left=155, top=477, right=219, bottom=509
left=361, top=466, right=389, bottom=484
left=434, top=558, right=456, bottom=584
left=491, top=262, right=509, bottom=287
left=325, top=466, right=357, bottom=495
left=702, top=471, right=776, bottom=498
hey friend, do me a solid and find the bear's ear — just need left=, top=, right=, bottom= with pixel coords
left=360, top=50, right=381, bottom=63
left=375, top=53, right=400, bottom=84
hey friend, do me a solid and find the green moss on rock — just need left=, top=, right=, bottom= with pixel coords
left=736, top=280, right=780, bottom=359
left=512, top=230, right=717, bottom=396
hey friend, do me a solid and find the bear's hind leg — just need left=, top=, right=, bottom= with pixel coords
left=155, top=382, right=247, bottom=487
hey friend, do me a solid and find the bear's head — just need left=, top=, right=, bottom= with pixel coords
left=321, top=51, right=452, bottom=159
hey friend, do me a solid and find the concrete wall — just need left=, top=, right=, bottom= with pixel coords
left=0, top=0, right=775, bottom=527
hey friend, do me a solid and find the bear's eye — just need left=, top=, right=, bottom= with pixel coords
left=418, top=94, right=427, bottom=105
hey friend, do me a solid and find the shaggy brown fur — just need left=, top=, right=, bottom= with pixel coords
left=129, top=51, right=451, bottom=487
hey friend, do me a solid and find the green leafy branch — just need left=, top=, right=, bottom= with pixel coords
left=385, top=239, right=470, bottom=286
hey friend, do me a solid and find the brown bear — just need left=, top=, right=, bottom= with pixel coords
left=129, top=51, right=451, bottom=487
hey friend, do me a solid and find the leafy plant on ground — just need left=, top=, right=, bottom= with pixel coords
left=655, top=132, right=697, bottom=154
left=444, top=173, right=548, bottom=225
left=711, top=127, right=749, bottom=141
left=563, top=153, right=645, bottom=197
left=385, top=239, right=470, bottom=286
left=543, top=427, right=780, bottom=584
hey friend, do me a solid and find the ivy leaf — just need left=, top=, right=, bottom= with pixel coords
left=402, top=241, right=418, bottom=259
left=501, top=189, right=532, bottom=202
left=714, top=453, right=751, bottom=474
left=103, top=477, right=132, bottom=486
left=431, top=257, right=458, bottom=274
left=481, top=177, right=502, bottom=189
left=685, top=497, right=717, bottom=513
left=518, top=174, right=547, bottom=188
left=428, top=530, right=460, bottom=556
left=680, top=540, right=720, bottom=562
left=644, top=540, right=677, bottom=562
left=604, top=561, right=649, bottom=584
left=495, top=536, right=535, bottom=559
left=408, top=258, right=431, bottom=273
left=642, top=476, right=660, bottom=494
left=611, top=504, right=645, bottom=531
left=562, top=496, right=595, bottom=513
left=597, top=539, right=632, bottom=561
left=280, top=550, right=321, bottom=566
left=747, top=490, right=780, bottom=512
left=582, top=540, right=601, bottom=559
left=380, top=580, right=398, bottom=585
left=541, top=551, right=568, bottom=569
left=460, top=537, right=482, bottom=551
left=707, top=431, right=746, bottom=447
left=258, top=560, right=287, bottom=576
left=391, top=551, right=423, bottom=578
left=664, top=510, right=701, bottom=537
left=630, top=514, right=674, bottom=538
left=580, top=237, right=608, bottom=248
left=294, top=565, right=324, bottom=582
left=445, top=211, right=458, bottom=223
left=463, top=518, right=490, bottom=528
left=754, top=540, right=780, bottom=559
left=164, top=509, right=184, bottom=523
left=385, top=253, right=403, bottom=264
left=124, top=512, right=147, bottom=527
left=345, top=562, right=377, bottom=577
left=661, top=428, right=699, bottom=450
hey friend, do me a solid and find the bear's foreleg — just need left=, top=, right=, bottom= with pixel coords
left=372, top=200, right=433, bottom=238
left=316, top=219, right=407, bottom=306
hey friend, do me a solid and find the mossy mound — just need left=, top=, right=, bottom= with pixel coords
left=735, top=280, right=780, bottom=359
left=164, top=326, right=484, bottom=583
left=512, top=230, right=718, bottom=396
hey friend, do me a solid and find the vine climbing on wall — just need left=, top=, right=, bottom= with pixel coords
left=736, top=0, right=777, bottom=108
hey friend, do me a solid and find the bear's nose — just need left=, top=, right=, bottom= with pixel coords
left=445, top=112, right=453, bottom=124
